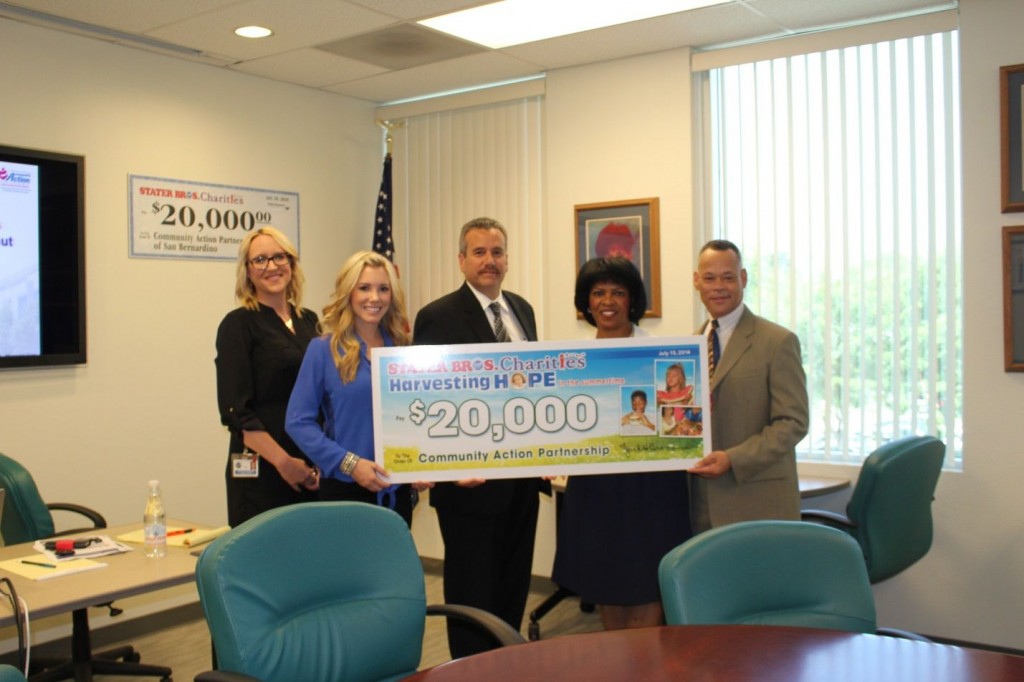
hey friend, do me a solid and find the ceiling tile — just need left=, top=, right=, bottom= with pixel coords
left=326, top=51, right=544, bottom=103
left=344, top=0, right=490, bottom=22
left=230, top=48, right=389, bottom=88
left=503, top=4, right=785, bottom=69
left=141, top=0, right=396, bottom=60
left=0, top=0, right=241, bottom=32
left=748, top=0, right=956, bottom=32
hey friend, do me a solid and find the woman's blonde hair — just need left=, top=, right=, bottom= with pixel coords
left=234, top=227, right=306, bottom=316
left=321, top=251, right=410, bottom=383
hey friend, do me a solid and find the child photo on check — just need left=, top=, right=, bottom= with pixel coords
left=620, top=387, right=656, bottom=435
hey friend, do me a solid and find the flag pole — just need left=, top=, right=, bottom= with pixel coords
left=376, top=119, right=406, bottom=152
left=372, top=120, right=399, bottom=263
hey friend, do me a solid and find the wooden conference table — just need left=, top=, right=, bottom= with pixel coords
left=405, top=625, right=1024, bottom=682
left=0, top=520, right=209, bottom=679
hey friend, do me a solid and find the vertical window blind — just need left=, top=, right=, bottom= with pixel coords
left=701, top=30, right=962, bottom=467
left=390, top=97, right=545, bottom=324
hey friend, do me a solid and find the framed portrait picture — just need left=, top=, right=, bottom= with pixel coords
left=1000, top=64, right=1024, bottom=212
left=574, top=197, right=661, bottom=318
left=1003, top=226, right=1024, bottom=371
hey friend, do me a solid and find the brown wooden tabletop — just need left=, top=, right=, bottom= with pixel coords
left=403, top=625, right=1024, bottom=682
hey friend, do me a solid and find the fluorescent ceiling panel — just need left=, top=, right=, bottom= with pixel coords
left=420, top=0, right=732, bottom=49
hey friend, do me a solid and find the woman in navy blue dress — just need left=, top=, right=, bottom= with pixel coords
left=552, top=257, right=692, bottom=630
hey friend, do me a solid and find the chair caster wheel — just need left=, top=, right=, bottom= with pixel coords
left=528, top=622, right=540, bottom=641
left=126, top=652, right=142, bottom=663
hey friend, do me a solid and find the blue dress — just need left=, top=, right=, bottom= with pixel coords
left=551, top=470, right=691, bottom=605
left=551, top=326, right=692, bottom=605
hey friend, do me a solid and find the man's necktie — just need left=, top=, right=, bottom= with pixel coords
left=708, top=319, right=721, bottom=378
left=489, top=301, right=511, bottom=342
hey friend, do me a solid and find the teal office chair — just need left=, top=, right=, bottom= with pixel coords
left=659, top=521, right=878, bottom=632
left=195, top=502, right=527, bottom=682
left=0, top=664, right=27, bottom=682
left=658, top=520, right=928, bottom=640
left=0, top=452, right=106, bottom=545
left=0, top=452, right=171, bottom=682
left=801, top=435, right=945, bottom=582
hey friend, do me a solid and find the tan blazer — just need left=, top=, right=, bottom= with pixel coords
left=691, top=307, right=809, bottom=532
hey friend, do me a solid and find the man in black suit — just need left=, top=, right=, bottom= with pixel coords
left=413, top=217, right=542, bottom=658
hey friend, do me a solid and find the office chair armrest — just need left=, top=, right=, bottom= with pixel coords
left=194, top=671, right=263, bottom=682
left=800, top=509, right=857, bottom=530
left=426, top=604, right=528, bottom=647
left=877, top=627, right=933, bottom=642
left=46, top=503, right=107, bottom=535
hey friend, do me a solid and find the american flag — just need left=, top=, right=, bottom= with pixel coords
left=373, top=153, right=393, bottom=261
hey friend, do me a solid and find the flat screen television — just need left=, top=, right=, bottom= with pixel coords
left=0, top=144, right=86, bottom=368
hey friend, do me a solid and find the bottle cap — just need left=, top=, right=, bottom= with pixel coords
left=148, top=479, right=160, bottom=488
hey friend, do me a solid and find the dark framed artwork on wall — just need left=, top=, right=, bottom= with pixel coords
left=574, top=197, right=661, bottom=318
left=1003, top=225, right=1024, bottom=371
left=1000, top=64, right=1024, bottom=212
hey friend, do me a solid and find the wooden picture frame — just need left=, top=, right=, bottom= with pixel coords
left=574, top=197, right=661, bottom=318
left=1000, top=64, right=1024, bottom=212
left=1003, top=226, right=1024, bottom=371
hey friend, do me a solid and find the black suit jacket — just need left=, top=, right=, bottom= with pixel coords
left=413, top=282, right=541, bottom=514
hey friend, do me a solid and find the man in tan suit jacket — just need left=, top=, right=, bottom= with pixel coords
left=689, top=239, right=809, bottom=533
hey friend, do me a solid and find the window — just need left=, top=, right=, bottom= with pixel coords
left=701, top=30, right=962, bottom=467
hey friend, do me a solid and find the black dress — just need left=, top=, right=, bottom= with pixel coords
left=551, top=470, right=691, bottom=605
left=215, top=303, right=319, bottom=526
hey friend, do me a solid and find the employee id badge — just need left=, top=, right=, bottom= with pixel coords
left=231, top=449, right=259, bottom=478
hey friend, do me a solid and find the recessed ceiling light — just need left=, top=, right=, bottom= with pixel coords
left=419, top=0, right=731, bottom=49
left=235, top=25, right=273, bottom=39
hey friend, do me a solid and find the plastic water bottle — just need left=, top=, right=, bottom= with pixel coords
left=143, top=479, right=167, bottom=558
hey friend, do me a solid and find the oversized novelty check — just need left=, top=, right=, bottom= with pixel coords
left=372, top=336, right=710, bottom=482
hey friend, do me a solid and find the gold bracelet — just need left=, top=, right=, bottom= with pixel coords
left=340, top=452, right=359, bottom=476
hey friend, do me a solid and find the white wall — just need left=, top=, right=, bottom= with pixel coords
left=0, top=19, right=379, bottom=531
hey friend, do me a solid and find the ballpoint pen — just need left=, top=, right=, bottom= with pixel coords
left=167, top=529, right=195, bottom=536
left=21, top=560, right=56, bottom=568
